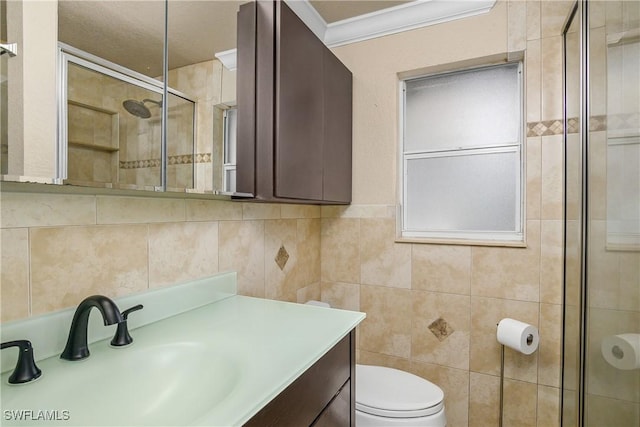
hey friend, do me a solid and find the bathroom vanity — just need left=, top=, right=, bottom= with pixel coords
left=246, top=331, right=354, bottom=426
left=0, top=273, right=365, bottom=426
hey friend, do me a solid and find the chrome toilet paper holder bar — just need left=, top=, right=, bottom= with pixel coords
left=497, top=325, right=537, bottom=427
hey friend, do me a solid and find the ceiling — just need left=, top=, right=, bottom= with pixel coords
left=58, top=0, right=412, bottom=77
left=310, top=1, right=411, bottom=23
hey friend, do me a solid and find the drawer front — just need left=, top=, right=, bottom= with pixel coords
left=312, top=379, right=351, bottom=427
left=244, top=332, right=353, bottom=427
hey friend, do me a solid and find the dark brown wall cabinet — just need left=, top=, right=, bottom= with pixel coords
left=236, top=0, right=352, bottom=204
left=244, top=330, right=356, bottom=427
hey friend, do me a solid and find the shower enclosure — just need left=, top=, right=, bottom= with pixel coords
left=562, top=1, right=639, bottom=426
left=59, top=44, right=196, bottom=191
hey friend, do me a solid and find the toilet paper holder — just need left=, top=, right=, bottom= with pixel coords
left=496, top=320, right=539, bottom=427
left=611, top=345, right=624, bottom=359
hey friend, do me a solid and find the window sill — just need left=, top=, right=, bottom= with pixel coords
left=395, top=236, right=527, bottom=248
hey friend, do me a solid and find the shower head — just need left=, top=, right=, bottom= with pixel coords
left=122, top=98, right=162, bottom=119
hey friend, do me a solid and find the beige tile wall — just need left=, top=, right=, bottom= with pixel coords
left=320, top=1, right=573, bottom=426
left=0, top=193, right=321, bottom=319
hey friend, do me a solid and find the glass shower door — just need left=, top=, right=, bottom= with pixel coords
left=562, top=3, right=583, bottom=426
left=563, top=2, right=639, bottom=426
left=584, top=1, right=640, bottom=426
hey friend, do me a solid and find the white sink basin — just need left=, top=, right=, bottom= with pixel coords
left=1, top=341, right=240, bottom=426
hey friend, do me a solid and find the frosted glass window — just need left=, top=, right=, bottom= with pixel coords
left=405, top=63, right=521, bottom=152
left=224, top=168, right=236, bottom=193
left=405, top=151, right=519, bottom=232
left=401, top=62, right=523, bottom=242
left=223, top=107, right=237, bottom=193
left=224, top=107, right=237, bottom=164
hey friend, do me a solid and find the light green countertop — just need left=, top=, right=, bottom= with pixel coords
left=1, top=274, right=365, bottom=426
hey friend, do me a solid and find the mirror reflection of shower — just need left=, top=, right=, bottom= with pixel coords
left=122, top=98, right=162, bottom=119
left=60, top=43, right=195, bottom=191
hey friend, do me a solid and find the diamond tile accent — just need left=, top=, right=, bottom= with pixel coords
left=567, top=117, right=580, bottom=134
left=547, top=120, right=563, bottom=135
left=195, top=153, right=212, bottom=163
left=275, top=245, right=290, bottom=271
left=428, top=317, right=455, bottom=342
left=589, top=115, right=607, bottom=132
left=527, top=119, right=565, bottom=137
left=527, top=121, right=548, bottom=137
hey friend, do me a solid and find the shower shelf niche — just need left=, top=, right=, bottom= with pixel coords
left=66, top=99, right=120, bottom=186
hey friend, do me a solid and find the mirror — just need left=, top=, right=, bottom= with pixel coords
left=604, top=32, right=639, bottom=250
left=1, top=0, right=241, bottom=193
left=59, top=0, right=241, bottom=193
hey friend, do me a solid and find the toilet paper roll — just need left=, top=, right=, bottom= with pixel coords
left=496, top=318, right=539, bottom=355
left=601, top=334, right=640, bottom=370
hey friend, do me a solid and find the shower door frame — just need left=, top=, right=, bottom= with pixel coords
left=561, top=1, right=590, bottom=426
left=57, top=43, right=196, bottom=190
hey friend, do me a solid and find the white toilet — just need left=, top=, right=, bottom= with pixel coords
left=305, top=301, right=447, bottom=426
left=356, top=364, right=446, bottom=426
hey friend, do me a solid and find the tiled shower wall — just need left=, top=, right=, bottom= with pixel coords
left=318, top=1, right=575, bottom=426
left=0, top=194, right=321, bottom=319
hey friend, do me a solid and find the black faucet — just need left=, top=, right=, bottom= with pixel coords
left=0, top=340, right=42, bottom=384
left=60, top=295, right=123, bottom=361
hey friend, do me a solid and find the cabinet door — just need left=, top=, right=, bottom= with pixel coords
left=243, top=333, right=352, bottom=427
left=322, top=50, right=352, bottom=203
left=236, top=0, right=352, bottom=204
left=274, top=2, right=324, bottom=200
left=312, top=379, right=351, bottom=427
left=236, top=1, right=257, bottom=196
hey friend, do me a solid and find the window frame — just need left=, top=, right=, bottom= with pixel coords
left=222, top=106, right=237, bottom=193
left=398, top=61, right=525, bottom=245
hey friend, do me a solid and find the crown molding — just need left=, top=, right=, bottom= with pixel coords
left=323, top=0, right=497, bottom=47
left=214, top=0, right=496, bottom=70
left=215, top=48, right=237, bottom=71
left=283, top=0, right=327, bottom=41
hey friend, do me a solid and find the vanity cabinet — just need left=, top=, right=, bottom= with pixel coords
left=244, top=330, right=356, bottom=427
left=236, top=0, right=352, bottom=204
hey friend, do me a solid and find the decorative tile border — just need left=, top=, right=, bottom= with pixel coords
left=119, top=153, right=212, bottom=170
left=194, top=153, right=212, bottom=163
left=119, top=159, right=161, bottom=170
left=527, top=119, right=564, bottom=137
left=605, top=112, right=638, bottom=132
left=526, top=115, right=610, bottom=137
left=589, top=115, right=606, bottom=132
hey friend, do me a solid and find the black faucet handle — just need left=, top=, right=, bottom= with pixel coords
left=121, top=304, right=143, bottom=320
left=110, top=304, right=143, bottom=347
left=0, top=340, right=42, bottom=384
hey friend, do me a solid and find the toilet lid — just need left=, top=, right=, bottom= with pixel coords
left=356, top=364, right=444, bottom=418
